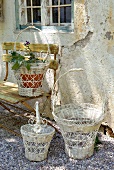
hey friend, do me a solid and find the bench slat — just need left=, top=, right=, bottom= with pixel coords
left=0, top=81, right=50, bottom=104
left=2, top=42, right=59, bottom=54
left=0, top=81, right=30, bottom=103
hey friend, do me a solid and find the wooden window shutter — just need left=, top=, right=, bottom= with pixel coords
left=41, top=0, right=50, bottom=26
left=0, top=0, right=3, bottom=21
left=71, top=0, right=74, bottom=30
left=18, top=0, right=27, bottom=25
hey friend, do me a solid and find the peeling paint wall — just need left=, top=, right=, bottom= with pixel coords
left=0, top=0, right=114, bottom=131
left=59, top=0, right=114, bottom=132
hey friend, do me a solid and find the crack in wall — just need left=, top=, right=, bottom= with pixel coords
left=62, top=31, right=93, bottom=53
left=73, top=31, right=93, bottom=48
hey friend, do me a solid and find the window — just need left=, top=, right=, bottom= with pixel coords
left=16, top=0, right=74, bottom=32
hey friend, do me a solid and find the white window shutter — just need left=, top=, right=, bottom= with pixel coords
left=0, top=0, right=3, bottom=21
left=18, top=0, right=27, bottom=25
left=41, top=0, right=49, bottom=25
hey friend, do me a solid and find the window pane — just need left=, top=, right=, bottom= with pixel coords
left=60, top=6, right=71, bottom=23
left=33, top=8, right=41, bottom=23
left=60, top=0, right=71, bottom=4
left=52, top=0, right=71, bottom=5
left=52, top=0, right=58, bottom=5
left=27, top=8, right=31, bottom=23
left=26, top=0, right=31, bottom=6
left=52, top=7, right=58, bottom=23
left=26, top=0, right=41, bottom=6
left=19, top=0, right=73, bottom=27
left=32, top=0, right=41, bottom=6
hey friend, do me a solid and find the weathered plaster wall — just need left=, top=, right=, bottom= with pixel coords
left=0, top=0, right=114, bottom=130
left=59, top=0, right=114, bottom=132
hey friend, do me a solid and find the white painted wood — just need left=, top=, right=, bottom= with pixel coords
left=24, top=0, right=28, bottom=24
left=19, top=0, right=27, bottom=25
left=41, top=0, right=49, bottom=25
left=0, top=0, right=3, bottom=21
left=49, top=0, right=52, bottom=25
left=58, top=0, right=60, bottom=26
left=31, top=0, right=33, bottom=25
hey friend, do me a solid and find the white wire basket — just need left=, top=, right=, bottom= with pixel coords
left=21, top=124, right=55, bottom=161
left=21, top=101, right=55, bottom=161
left=12, top=26, right=50, bottom=97
left=14, top=62, right=48, bottom=97
left=52, top=68, right=107, bottom=159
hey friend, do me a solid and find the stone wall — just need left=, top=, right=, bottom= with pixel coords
left=0, top=0, right=114, bottom=131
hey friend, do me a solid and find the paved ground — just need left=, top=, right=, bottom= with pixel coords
left=0, top=107, right=114, bottom=170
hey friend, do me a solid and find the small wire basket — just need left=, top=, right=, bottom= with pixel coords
left=21, top=101, right=55, bottom=161
left=52, top=68, right=107, bottom=159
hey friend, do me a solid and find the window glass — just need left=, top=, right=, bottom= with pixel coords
left=52, top=0, right=58, bottom=5
left=60, top=6, right=71, bottom=23
left=33, top=8, right=41, bottom=23
left=26, top=0, right=31, bottom=6
left=27, top=8, right=31, bottom=23
left=32, top=0, right=41, bottom=6
left=52, top=8, right=58, bottom=23
left=60, top=0, right=71, bottom=4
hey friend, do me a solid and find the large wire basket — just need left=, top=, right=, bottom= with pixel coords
left=52, top=68, right=107, bottom=159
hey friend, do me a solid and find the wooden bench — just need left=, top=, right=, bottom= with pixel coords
left=0, top=42, right=59, bottom=136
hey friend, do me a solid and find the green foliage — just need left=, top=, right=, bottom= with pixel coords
left=11, top=51, right=25, bottom=70
left=94, top=135, right=102, bottom=151
left=10, top=41, right=47, bottom=70
left=10, top=51, right=45, bottom=71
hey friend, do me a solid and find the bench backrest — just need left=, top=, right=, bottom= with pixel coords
left=2, top=42, right=59, bottom=81
left=2, top=42, right=59, bottom=54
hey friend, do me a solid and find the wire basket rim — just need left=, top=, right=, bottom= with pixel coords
left=52, top=103, right=104, bottom=126
left=21, top=124, right=55, bottom=136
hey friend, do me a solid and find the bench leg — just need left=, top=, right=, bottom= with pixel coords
left=0, top=101, right=12, bottom=113
left=21, top=101, right=36, bottom=114
left=0, top=124, right=22, bottom=137
left=0, top=101, right=36, bottom=137
left=0, top=101, right=35, bottom=115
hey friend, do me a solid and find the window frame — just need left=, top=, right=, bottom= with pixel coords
left=15, top=0, right=74, bottom=33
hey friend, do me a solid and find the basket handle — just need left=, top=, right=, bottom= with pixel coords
left=52, top=68, right=83, bottom=93
left=14, top=26, right=50, bottom=59
left=52, top=68, right=83, bottom=111
left=52, top=68, right=107, bottom=118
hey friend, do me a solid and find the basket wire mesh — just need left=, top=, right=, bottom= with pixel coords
left=12, top=26, right=50, bottom=97
left=21, top=101, right=55, bottom=161
left=52, top=68, right=107, bottom=159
